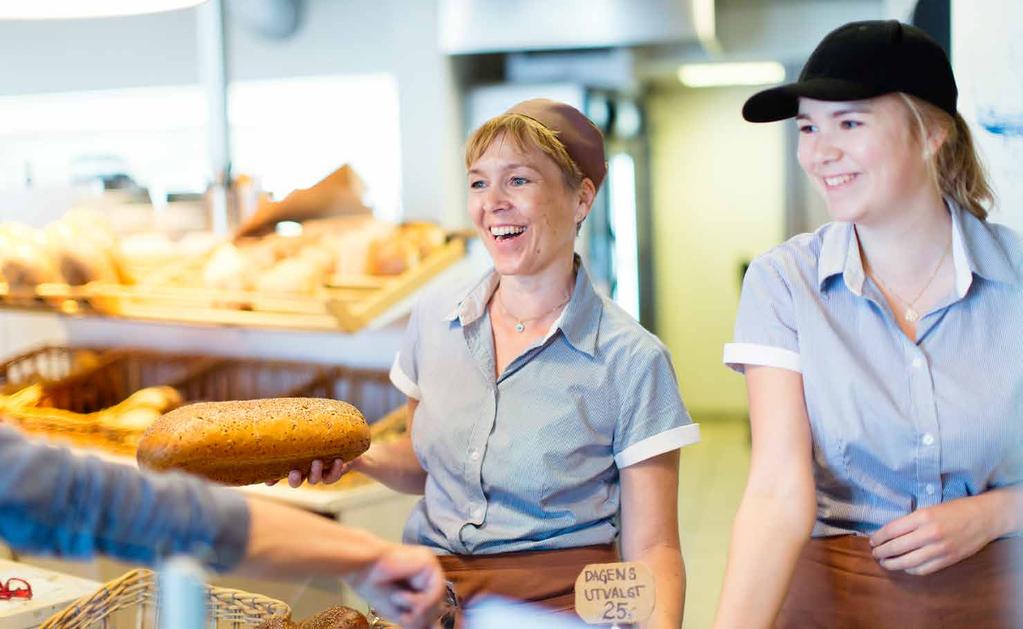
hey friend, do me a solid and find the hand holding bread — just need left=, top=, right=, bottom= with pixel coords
left=137, top=397, right=370, bottom=486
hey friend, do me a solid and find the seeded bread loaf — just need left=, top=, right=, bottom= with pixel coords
left=299, top=606, right=369, bottom=629
left=136, top=398, right=370, bottom=486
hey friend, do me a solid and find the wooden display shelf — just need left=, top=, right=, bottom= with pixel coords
left=0, top=237, right=466, bottom=333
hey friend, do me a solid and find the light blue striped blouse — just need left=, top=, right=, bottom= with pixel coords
left=391, top=259, right=699, bottom=554
left=724, top=201, right=1023, bottom=537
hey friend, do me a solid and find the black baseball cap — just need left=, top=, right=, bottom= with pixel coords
left=742, top=20, right=957, bottom=123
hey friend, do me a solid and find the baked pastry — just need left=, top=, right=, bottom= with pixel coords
left=300, top=606, right=369, bottom=629
left=367, top=233, right=419, bottom=276
left=0, top=224, right=63, bottom=288
left=400, top=221, right=447, bottom=258
left=136, top=398, right=370, bottom=485
left=255, top=258, right=321, bottom=295
left=256, top=607, right=369, bottom=629
left=255, top=615, right=296, bottom=629
left=44, top=220, right=121, bottom=285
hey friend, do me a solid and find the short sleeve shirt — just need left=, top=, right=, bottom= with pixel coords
left=724, top=201, right=1023, bottom=537
left=391, top=260, right=699, bottom=554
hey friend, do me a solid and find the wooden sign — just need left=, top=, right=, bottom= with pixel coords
left=574, top=561, right=655, bottom=625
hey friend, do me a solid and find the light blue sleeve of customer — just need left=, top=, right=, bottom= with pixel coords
left=724, top=255, right=801, bottom=374
left=0, top=426, right=249, bottom=571
left=613, top=346, right=699, bottom=469
left=389, top=300, right=423, bottom=400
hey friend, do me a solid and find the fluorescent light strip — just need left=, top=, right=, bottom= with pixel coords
left=0, top=0, right=206, bottom=19
left=609, top=153, right=640, bottom=321
left=678, top=62, right=786, bottom=88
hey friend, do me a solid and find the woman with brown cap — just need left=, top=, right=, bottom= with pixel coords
left=714, top=20, right=1023, bottom=629
left=289, top=99, right=699, bottom=626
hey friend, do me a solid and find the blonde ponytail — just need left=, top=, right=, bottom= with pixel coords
left=898, top=93, right=994, bottom=220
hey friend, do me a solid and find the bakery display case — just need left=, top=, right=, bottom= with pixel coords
left=0, top=165, right=469, bottom=334
left=0, top=345, right=407, bottom=493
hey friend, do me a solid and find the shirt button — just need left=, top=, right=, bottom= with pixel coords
left=912, top=357, right=923, bottom=368
left=921, top=433, right=935, bottom=446
left=469, top=450, right=480, bottom=461
left=925, top=484, right=936, bottom=495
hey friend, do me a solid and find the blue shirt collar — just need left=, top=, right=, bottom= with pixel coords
left=443, top=255, right=603, bottom=357
left=817, top=199, right=1021, bottom=297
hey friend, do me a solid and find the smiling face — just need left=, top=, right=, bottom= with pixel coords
left=467, top=134, right=592, bottom=278
left=796, top=94, right=940, bottom=226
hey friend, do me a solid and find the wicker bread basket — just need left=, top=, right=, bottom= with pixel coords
left=41, top=568, right=291, bottom=629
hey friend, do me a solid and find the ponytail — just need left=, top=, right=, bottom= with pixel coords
left=898, top=93, right=994, bottom=220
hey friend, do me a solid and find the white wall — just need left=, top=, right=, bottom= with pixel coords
left=648, top=86, right=785, bottom=416
left=0, top=0, right=463, bottom=225
left=715, top=0, right=883, bottom=63
left=884, top=0, right=917, bottom=20
left=952, top=0, right=1023, bottom=233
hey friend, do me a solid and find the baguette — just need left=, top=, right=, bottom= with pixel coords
left=136, top=398, right=370, bottom=486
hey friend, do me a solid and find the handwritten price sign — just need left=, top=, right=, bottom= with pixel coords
left=574, top=561, right=655, bottom=625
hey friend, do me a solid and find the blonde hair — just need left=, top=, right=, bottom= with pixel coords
left=897, top=92, right=994, bottom=220
left=464, top=113, right=585, bottom=190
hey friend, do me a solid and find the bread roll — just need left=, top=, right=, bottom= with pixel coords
left=400, top=221, right=447, bottom=258
left=255, top=258, right=321, bottom=295
left=367, top=234, right=420, bottom=276
left=300, top=607, right=369, bottom=629
left=136, top=398, right=370, bottom=486
left=255, top=607, right=368, bottom=629
left=44, top=221, right=121, bottom=285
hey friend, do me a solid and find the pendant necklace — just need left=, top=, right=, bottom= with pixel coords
left=495, top=287, right=571, bottom=333
left=867, top=239, right=951, bottom=323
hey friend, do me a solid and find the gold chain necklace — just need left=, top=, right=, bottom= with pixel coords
left=495, top=287, right=571, bottom=333
left=867, top=240, right=951, bottom=323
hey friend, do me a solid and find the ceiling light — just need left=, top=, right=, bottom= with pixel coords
left=0, top=0, right=206, bottom=20
left=677, top=62, right=786, bottom=88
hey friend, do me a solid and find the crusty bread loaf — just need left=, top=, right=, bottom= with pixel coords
left=136, top=398, right=370, bottom=486
left=299, top=607, right=369, bottom=629
left=255, top=607, right=368, bottom=629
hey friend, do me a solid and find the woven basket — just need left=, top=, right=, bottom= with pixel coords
left=310, top=367, right=405, bottom=424
left=41, top=568, right=291, bottom=629
left=0, top=345, right=109, bottom=395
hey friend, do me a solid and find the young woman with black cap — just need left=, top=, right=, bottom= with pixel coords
left=284, top=99, right=699, bottom=627
left=715, top=20, right=1023, bottom=628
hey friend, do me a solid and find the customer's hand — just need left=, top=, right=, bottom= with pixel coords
left=347, top=543, right=444, bottom=629
left=870, top=494, right=999, bottom=575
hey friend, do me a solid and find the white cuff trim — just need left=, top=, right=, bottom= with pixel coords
left=723, top=343, right=801, bottom=374
left=389, top=354, right=421, bottom=400
left=615, top=424, right=701, bottom=469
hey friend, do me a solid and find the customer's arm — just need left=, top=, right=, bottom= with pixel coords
left=0, top=426, right=444, bottom=627
left=285, top=399, right=428, bottom=494
left=241, top=496, right=443, bottom=627
left=620, top=449, right=684, bottom=629
left=0, top=424, right=248, bottom=569
left=712, top=366, right=817, bottom=629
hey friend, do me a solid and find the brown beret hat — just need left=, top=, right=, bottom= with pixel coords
left=505, top=98, right=608, bottom=191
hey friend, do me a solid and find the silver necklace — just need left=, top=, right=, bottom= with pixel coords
left=867, top=240, right=951, bottom=323
left=495, top=287, right=571, bottom=333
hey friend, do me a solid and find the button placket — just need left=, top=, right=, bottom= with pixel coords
left=464, top=388, right=494, bottom=524
left=909, top=347, right=942, bottom=506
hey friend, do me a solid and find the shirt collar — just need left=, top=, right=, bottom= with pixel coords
left=816, top=199, right=1021, bottom=297
left=443, top=255, right=603, bottom=357
left=949, top=200, right=1021, bottom=293
left=817, top=221, right=866, bottom=295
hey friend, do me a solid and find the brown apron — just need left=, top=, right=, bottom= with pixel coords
left=776, top=535, right=1023, bottom=629
left=437, top=544, right=618, bottom=626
